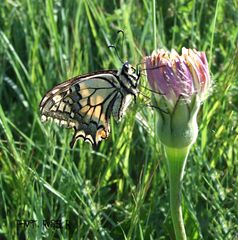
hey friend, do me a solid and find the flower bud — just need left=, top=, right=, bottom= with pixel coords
left=145, top=48, right=211, bottom=148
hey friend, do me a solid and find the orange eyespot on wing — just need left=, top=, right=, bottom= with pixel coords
left=97, top=128, right=107, bottom=139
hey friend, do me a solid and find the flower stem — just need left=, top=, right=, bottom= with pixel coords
left=164, top=146, right=190, bottom=240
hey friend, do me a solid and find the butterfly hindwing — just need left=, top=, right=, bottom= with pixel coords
left=68, top=74, right=120, bottom=146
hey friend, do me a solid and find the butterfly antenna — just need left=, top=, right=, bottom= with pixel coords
left=108, top=44, right=124, bottom=64
left=117, top=29, right=125, bottom=50
left=108, top=30, right=126, bottom=64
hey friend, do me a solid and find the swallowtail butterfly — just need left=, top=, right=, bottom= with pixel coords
left=40, top=62, right=140, bottom=148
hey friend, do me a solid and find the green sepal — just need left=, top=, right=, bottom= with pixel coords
left=156, top=94, right=200, bottom=148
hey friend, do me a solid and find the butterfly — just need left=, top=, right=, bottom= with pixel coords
left=39, top=61, right=140, bottom=148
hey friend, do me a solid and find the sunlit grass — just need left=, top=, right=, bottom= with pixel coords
left=0, top=0, right=237, bottom=239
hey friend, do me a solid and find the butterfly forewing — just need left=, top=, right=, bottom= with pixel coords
left=40, top=68, right=138, bottom=147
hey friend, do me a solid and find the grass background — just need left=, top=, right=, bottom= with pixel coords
left=0, top=0, right=237, bottom=239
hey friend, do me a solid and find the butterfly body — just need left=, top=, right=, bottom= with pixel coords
left=40, top=62, right=140, bottom=147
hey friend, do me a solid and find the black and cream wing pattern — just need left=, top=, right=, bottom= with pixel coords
left=40, top=64, right=139, bottom=147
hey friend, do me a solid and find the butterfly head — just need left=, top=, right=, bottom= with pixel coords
left=119, top=61, right=140, bottom=90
